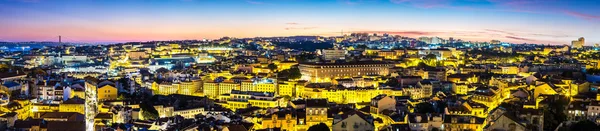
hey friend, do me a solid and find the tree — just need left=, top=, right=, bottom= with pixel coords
left=267, top=63, right=278, bottom=72
left=296, top=53, right=318, bottom=63
left=308, top=123, right=330, bottom=131
left=423, top=54, right=438, bottom=66
left=0, top=64, right=9, bottom=72
left=415, top=102, right=435, bottom=113
left=569, top=120, right=599, bottom=131
left=156, top=67, right=170, bottom=74
left=544, top=96, right=569, bottom=130
left=385, top=78, right=399, bottom=87
left=288, top=67, right=302, bottom=79
left=33, top=68, right=46, bottom=75
left=139, top=101, right=159, bottom=120
left=356, top=44, right=368, bottom=49
left=282, top=95, right=292, bottom=101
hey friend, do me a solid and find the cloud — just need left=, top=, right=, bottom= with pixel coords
left=563, top=10, right=600, bottom=21
left=285, top=27, right=317, bottom=30
left=389, top=0, right=449, bottom=8
left=8, top=0, right=41, bottom=3
left=285, top=22, right=299, bottom=25
left=339, top=0, right=364, bottom=5
left=246, top=0, right=264, bottom=5
left=529, top=33, right=571, bottom=38
left=484, top=29, right=517, bottom=36
left=351, top=31, right=440, bottom=36
left=505, top=36, right=534, bottom=41
left=486, top=29, right=571, bottom=38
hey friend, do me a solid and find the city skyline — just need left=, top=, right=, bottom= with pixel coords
left=0, top=0, right=599, bottom=45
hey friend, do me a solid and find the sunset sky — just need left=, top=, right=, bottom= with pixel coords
left=0, top=0, right=598, bottom=45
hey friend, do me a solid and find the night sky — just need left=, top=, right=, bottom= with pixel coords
left=0, top=0, right=598, bottom=44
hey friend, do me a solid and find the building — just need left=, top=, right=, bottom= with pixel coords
left=203, top=81, right=239, bottom=98
left=305, top=99, right=330, bottom=127
left=332, top=110, right=375, bottom=131
left=303, top=86, right=383, bottom=104
left=299, top=61, right=393, bottom=82
left=441, top=115, right=486, bottom=131
left=59, top=98, right=85, bottom=114
left=320, top=49, right=346, bottom=61
left=485, top=107, right=544, bottom=131
left=97, top=81, right=118, bottom=101
left=218, top=90, right=285, bottom=110
left=261, top=109, right=297, bottom=131
left=153, top=78, right=202, bottom=96
left=572, top=37, right=585, bottom=49
left=369, top=95, right=396, bottom=114
left=333, top=77, right=378, bottom=88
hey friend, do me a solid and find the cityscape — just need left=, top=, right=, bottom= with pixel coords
left=1, top=0, right=600, bottom=131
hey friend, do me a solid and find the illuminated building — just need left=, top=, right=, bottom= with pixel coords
left=203, top=81, right=239, bottom=98
left=532, top=83, right=558, bottom=98
left=498, top=65, right=519, bottom=75
left=199, top=47, right=233, bottom=54
left=97, top=82, right=117, bottom=101
left=272, top=61, right=298, bottom=71
left=63, top=72, right=102, bottom=79
left=196, top=53, right=217, bottom=64
left=319, top=49, right=346, bottom=61
left=447, top=73, right=478, bottom=84
left=154, top=82, right=179, bottom=95
left=178, top=79, right=202, bottom=96
left=441, top=115, right=486, bottom=131
left=364, top=49, right=380, bottom=56
left=69, top=84, right=86, bottom=99
left=202, top=82, right=219, bottom=98
left=61, top=55, right=88, bottom=66
left=333, top=77, right=378, bottom=88
left=59, top=98, right=85, bottom=115
left=369, top=95, right=396, bottom=115
left=84, top=77, right=99, bottom=131
left=241, top=80, right=275, bottom=93
left=418, top=68, right=446, bottom=81
left=31, top=104, right=59, bottom=113
left=127, top=51, right=149, bottom=60
left=303, top=86, right=382, bottom=104
left=299, top=61, right=393, bottom=82
left=403, top=85, right=428, bottom=100
left=173, top=107, right=204, bottom=119
left=471, top=85, right=505, bottom=109
left=418, top=48, right=460, bottom=60
left=148, top=57, right=197, bottom=71
left=332, top=111, right=376, bottom=131
left=572, top=37, right=585, bottom=49
left=377, top=50, right=400, bottom=60
left=261, top=109, right=297, bottom=131
left=219, top=90, right=285, bottom=110
left=452, top=83, right=469, bottom=95
left=446, top=102, right=488, bottom=118
left=152, top=79, right=202, bottom=96
left=408, top=113, right=443, bottom=131
left=417, top=80, right=434, bottom=98
left=304, top=99, right=330, bottom=128
left=277, top=81, right=305, bottom=97
left=94, top=113, right=114, bottom=128
left=485, top=108, right=544, bottom=131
